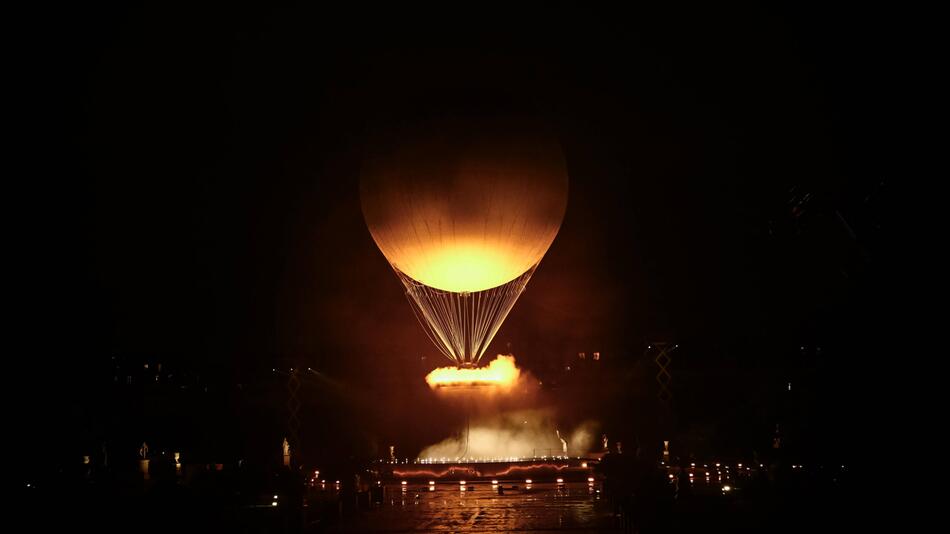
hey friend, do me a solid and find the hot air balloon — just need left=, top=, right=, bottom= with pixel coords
left=361, top=114, right=568, bottom=368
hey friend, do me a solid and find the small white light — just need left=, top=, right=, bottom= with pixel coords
left=491, top=480, right=498, bottom=485
left=273, top=495, right=278, bottom=499
left=556, top=478, right=564, bottom=483
left=401, top=480, right=407, bottom=485
left=429, top=480, right=435, bottom=485
left=588, top=477, right=595, bottom=482
left=271, top=501, right=278, bottom=507
left=525, top=479, right=532, bottom=484
left=722, top=485, right=732, bottom=492
left=459, top=480, right=466, bottom=485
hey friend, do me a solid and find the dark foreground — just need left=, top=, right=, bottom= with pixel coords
left=346, top=482, right=615, bottom=532
left=19, top=462, right=855, bottom=533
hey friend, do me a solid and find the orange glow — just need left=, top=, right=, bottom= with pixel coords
left=399, top=241, right=534, bottom=293
left=360, top=117, right=569, bottom=294
left=425, top=354, right=521, bottom=389
left=393, top=462, right=574, bottom=480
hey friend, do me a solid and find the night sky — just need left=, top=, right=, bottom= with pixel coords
left=13, top=3, right=887, bottom=470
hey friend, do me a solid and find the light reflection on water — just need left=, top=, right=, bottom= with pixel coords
left=350, top=482, right=613, bottom=532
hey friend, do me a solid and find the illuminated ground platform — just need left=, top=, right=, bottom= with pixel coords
left=298, top=462, right=847, bottom=532
left=376, top=457, right=597, bottom=482
left=344, top=481, right=618, bottom=533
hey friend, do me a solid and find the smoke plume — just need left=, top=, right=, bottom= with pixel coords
left=419, top=408, right=597, bottom=459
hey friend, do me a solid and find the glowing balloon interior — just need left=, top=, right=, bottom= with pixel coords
left=361, top=115, right=568, bottom=366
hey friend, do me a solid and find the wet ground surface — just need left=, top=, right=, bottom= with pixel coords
left=343, top=482, right=619, bottom=532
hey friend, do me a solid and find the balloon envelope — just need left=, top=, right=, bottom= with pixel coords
left=360, top=116, right=568, bottom=293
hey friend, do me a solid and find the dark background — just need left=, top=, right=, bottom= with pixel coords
left=12, top=1, right=887, bottom=479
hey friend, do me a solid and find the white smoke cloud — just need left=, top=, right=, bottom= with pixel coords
left=419, top=409, right=598, bottom=459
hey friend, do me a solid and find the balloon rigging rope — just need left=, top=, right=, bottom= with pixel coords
left=396, top=265, right=537, bottom=366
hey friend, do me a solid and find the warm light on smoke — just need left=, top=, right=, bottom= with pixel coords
left=418, top=409, right=598, bottom=460
left=425, top=354, right=521, bottom=389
